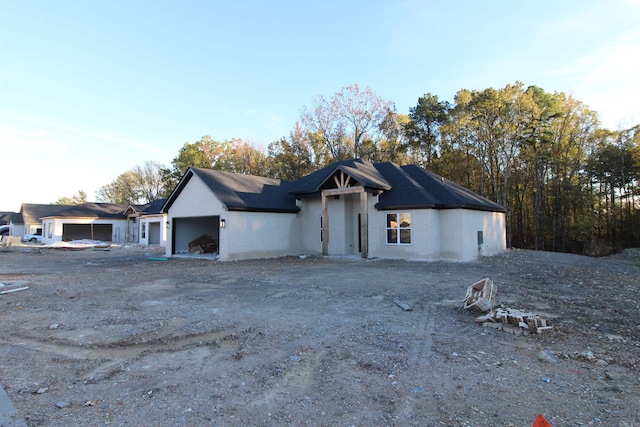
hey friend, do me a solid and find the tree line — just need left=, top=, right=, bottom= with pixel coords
left=58, top=83, right=640, bottom=254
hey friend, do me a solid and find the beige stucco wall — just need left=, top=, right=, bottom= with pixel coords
left=369, top=207, right=442, bottom=260
left=220, top=210, right=301, bottom=261
left=484, top=211, right=507, bottom=255
left=439, top=210, right=464, bottom=260
left=139, top=214, right=167, bottom=246
left=297, top=197, right=323, bottom=256
left=440, top=209, right=506, bottom=260
left=168, top=175, right=225, bottom=217
left=463, top=210, right=506, bottom=258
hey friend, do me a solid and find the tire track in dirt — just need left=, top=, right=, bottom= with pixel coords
left=247, top=348, right=328, bottom=412
left=0, top=323, right=253, bottom=383
left=398, top=303, right=437, bottom=421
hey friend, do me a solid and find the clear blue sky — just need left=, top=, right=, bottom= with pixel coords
left=1, top=0, right=639, bottom=211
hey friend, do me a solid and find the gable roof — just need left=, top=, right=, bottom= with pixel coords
left=0, top=211, right=21, bottom=225
left=129, top=199, right=167, bottom=215
left=162, top=168, right=300, bottom=213
left=40, top=203, right=128, bottom=219
left=143, top=199, right=167, bottom=214
left=20, top=203, right=74, bottom=224
left=289, top=159, right=391, bottom=196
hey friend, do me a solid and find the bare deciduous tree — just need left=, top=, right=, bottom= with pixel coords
left=300, top=84, right=395, bottom=161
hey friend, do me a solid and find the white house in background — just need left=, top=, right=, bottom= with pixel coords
left=38, top=201, right=167, bottom=245
left=161, top=159, right=507, bottom=261
left=13, top=204, right=73, bottom=238
left=1, top=210, right=25, bottom=239
left=41, top=203, right=130, bottom=244
left=132, top=199, right=168, bottom=246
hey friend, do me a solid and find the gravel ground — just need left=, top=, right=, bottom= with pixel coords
left=0, top=244, right=639, bottom=426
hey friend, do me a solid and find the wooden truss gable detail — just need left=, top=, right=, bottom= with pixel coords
left=333, top=170, right=352, bottom=189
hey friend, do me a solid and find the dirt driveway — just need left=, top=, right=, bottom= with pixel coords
left=0, top=245, right=639, bottom=426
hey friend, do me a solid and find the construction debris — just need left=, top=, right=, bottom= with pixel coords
left=476, top=308, right=554, bottom=335
left=0, top=280, right=30, bottom=296
left=0, top=286, right=29, bottom=295
left=463, top=277, right=496, bottom=313
left=393, top=299, right=413, bottom=311
left=495, top=308, right=554, bottom=334
left=188, top=235, right=218, bottom=254
left=463, top=278, right=553, bottom=335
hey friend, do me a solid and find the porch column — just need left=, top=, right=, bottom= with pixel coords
left=360, top=191, right=368, bottom=258
left=321, top=193, right=329, bottom=256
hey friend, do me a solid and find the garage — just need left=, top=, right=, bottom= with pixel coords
left=148, top=221, right=161, bottom=245
left=63, top=223, right=113, bottom=241
left=171, top=216, right=220, bottom=255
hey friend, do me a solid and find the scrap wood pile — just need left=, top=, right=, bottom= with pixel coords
left=463, top=277, right=554, bottom=335
left=188, top=234, right=218, bottom=254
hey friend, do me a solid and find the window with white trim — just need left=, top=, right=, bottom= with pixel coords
left=386, top=213, right=411, bottom=244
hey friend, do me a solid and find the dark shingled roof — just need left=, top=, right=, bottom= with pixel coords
left=0, top=211, right=20, bottom=225
left=162, top=168, right=300, bottom=213
left=374, top=163, right=507, bottom=212
left=289, top=159, right=391, bottom=195
left=289, top=159, right=505, bottom=213
left=132, top=199, right=167, bottom=215
left=163, top=161, right=505, bottom=215
left=41, top=203, right=128, bottom=219
left=20, top=204, right=75, bottom=224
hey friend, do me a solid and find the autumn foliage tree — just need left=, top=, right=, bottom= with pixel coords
left=267, top=123, right=315, bottom=180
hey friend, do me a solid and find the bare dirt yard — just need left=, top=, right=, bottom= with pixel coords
left=0, top=244, right=639, bottom=427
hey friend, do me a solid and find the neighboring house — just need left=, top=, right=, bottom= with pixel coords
left=0, top=211, right=22, bottom=236
left=1, top=202, right=166, bottom=245
left=16, top=204, right=74, bottom=238
left=0, top=211, right=15, bottom=226
left=162, top=159, right=507, bottom=261
left=128, top=199, right=168, bottom=246
left=40, top=203, right=130, bottom=244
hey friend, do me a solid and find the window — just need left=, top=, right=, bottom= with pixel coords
left=141, top=223, right=146, bottom=239
left=386, top=213, right=411, bottom=244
